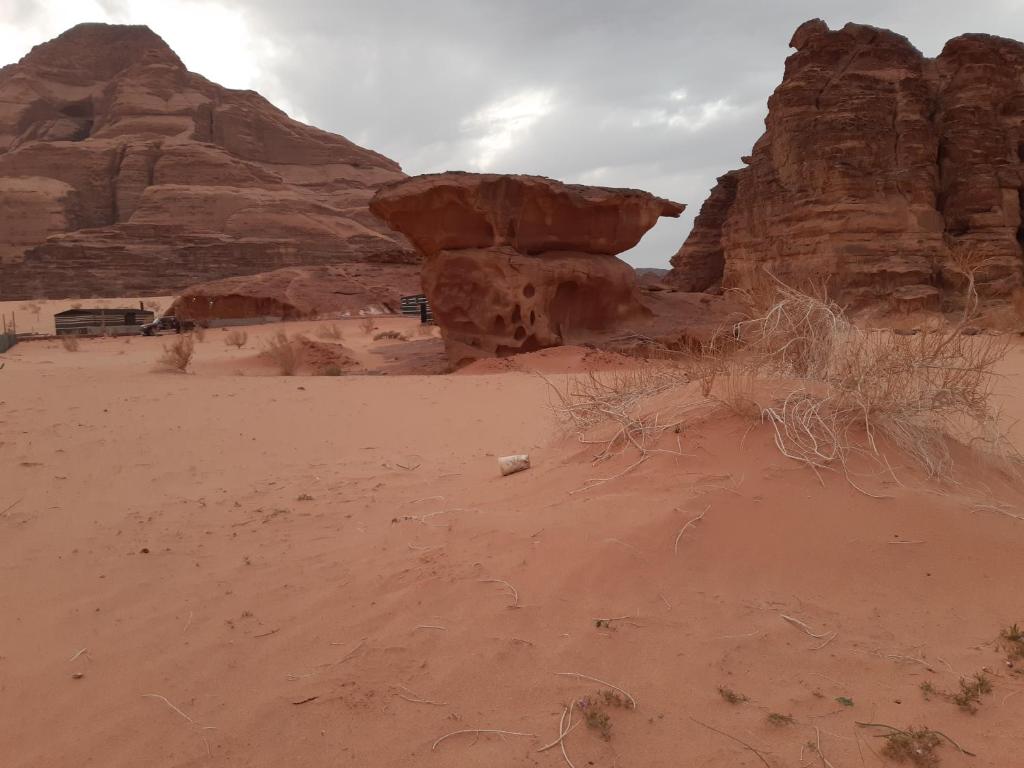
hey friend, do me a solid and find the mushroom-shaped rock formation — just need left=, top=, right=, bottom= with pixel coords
left=370, top=172, right=684, bottom=366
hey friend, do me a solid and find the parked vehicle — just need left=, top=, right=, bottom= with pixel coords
left=140, top=316, right=196, bottom=336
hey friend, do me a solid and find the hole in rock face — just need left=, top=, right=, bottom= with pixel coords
left=511, top=305, right=522, bottom=324
left=492, top=315, right=507, bottom=333
left=523, top=284, right=536, bottom=298
left=529, top=310, right=536, bottom=325
left=513, top=326, right=527, bottom=341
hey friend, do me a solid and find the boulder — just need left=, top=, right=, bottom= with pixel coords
left=668, top=20, right=1024, bottom=309
left=0, top=23, right=414, bottom=300
left=370, top=173, right=684, bottom=366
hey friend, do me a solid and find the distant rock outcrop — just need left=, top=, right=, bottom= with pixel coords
left=370, top=172, right=684, bottom=366
left=668, top=20, right=1024, bottom=309
left=169, top=263, right=422, bottom=321
left=0, top=23, right=414, bottom=300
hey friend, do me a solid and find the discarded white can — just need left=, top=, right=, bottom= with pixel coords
left=498, top=454, right=531, bottom=476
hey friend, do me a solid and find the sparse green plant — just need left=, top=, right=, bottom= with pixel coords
left=836, top=696, right=854, bottom=707
left=262, top=331, right=304, bottom=375
left=320, top=364, right=343, bottom=376
left=573, top=690, right=630, bottom=742
left=766, top=712, right=794, bottom=726
left=156, top=334, right=194, bottom=372
left=718, top=686, right=749, bottom=705
left=1001, top=623, right=1024, bottom=660
left=919, top=681, right=937, bottom=700
left=879, top=727, right=943, bottom=768
left=296, top=493, right=313, bottom=501
left=359, top=316, right=376, bottom=335
left=60, top=336, right=80, bottom=352
left=951, top=673, right=992, bottom=713
left=224, top=329, right=248, bottom=348
left=316, top=323, right=344, bottom=340
left=374, top=330, right=408, bottom=341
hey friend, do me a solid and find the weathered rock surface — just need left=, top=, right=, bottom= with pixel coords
left=0, top=23, right=413, bottom=300
left=668, top=20, right=1024, bottom=308
left=169, top=263, right=422, bottom=321
left=370, top=173, right=684, bottom=366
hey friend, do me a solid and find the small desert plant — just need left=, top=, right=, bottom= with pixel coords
left=879, top=727, right=943, bottom=767
left=262, top=331, right=304, bottom=375
left=316, top=323, right=344, bottom=340
left=766, top=712, right=794, bottom=726
left=575, top=690, right=630, bottom=741
left=1001, top=622, right=1024, bottom=660
left=156, top=334, right=194, bottom=372
left=373, top=330, right=408, bottom=341
left=60, top=335, right=80, bottom=352
left=224, top=329, right=248, bottom=348
left=359, top=316, right=376, bottom=335
left=416, top=323, right=435, bottom=337
left=319, top=364, right=343, bottom=376
left=717, top=686, right=749, bottom=705
left=951, top=673, right=992, bottom=713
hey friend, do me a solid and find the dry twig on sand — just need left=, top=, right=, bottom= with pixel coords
left=554, top=672, right=636, bottom=709
left=674, top=505, right=709, bottom=554
left=479, top=578, right=520, bottom=608
left=536, top=705, right=582, bottom=753
left=431, top=729, right=535, bottom=751
left=142, top=693, right=216, bottom=756
left=688, top=716, right=770, bottom=767
left=781, top=614, right=838, bottom=649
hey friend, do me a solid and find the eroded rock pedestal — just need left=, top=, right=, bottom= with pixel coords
left=370, top=173, right=684, bottom=366
left=668, top=19, right=1024, bottom=310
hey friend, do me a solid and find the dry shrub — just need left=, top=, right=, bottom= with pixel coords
left=60, top=336, right=80, bottom=352
left=544, top=273, right=1019, bottom=491
left=224, top=329, right=248, bottom=348
left=543, top=366, right=711, bottom=491
left=157, top=334, right=194, bottom=372
left=737, top=278, right=1017, bottom=480
left=263, top=331, right=304, bottom=375
left=416, top=323, right=435, bottom=337
left=373, top=330, right=408, bottom=341
left=359, top=316, right=376, bottom=335
left=316, top=323, right=343, bottom=340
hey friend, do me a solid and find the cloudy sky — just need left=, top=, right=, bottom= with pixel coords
left=5, top=1, right=1024, bottom=266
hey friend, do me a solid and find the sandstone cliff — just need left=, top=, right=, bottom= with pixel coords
left=0, top=23, right=413, bottom=300
left=669, top=19, right=1024, bottom=310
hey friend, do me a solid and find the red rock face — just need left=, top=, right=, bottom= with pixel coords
left=370, top=173, right=684, bottom=366
left=0, top=23, right=413, bottom=300
left=669, top=20, right=1024, bottom=308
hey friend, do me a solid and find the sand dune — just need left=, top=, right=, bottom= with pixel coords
left=2, top=318, right=1023, bottom=767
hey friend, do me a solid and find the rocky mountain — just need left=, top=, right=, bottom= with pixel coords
left=0, top=23, right=414, bottom=300
left=669, top=19, right=1024, bottom=311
